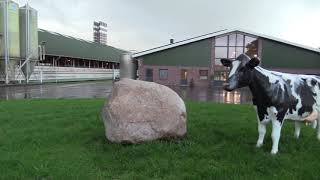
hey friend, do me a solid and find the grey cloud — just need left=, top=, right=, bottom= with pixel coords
left=14, top=0, right=320, bottom=51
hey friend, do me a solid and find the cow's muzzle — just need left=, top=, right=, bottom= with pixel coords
left=223, top=82, right=234, bottom=92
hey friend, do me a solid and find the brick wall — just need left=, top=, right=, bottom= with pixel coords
left=139, top=60, right=212, bottom=86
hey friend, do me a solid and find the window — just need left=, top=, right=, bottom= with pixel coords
left=215, top=35, right=228, bottom=46
left=228, top=47, right=236, bottom=59
left=213, top=33, right=258, bottom=81
left=145, top=68, right=153, bottom=82
left=245, top=36, right=256, bottom=47
left=236, top=47, right=244, bottom=57
left=229, top=34, right=236, bottom=46
left=159, top=69, right=168, bottom=80
left=245, top=39, right=258, bottom=58
left=236, top=34, right=244, bottom=46
left=215, top=47, right=228, bottom=58
left=214, top=33, right=258, bottom=64
left=199, top=70, right=209, bottom=80
left=213, top=71, right=228, bottom=81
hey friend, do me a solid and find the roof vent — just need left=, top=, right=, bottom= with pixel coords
left=170, top=39, right=174, bottom=44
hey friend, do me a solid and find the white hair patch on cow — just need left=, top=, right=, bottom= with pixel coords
left=229, top=60, right=241, bottom=78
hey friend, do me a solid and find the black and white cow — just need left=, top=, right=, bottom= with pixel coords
left=221, top=54, right=320, bottom=154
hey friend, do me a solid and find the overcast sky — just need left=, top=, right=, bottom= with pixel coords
left=15, top=0, right=320, bottom=52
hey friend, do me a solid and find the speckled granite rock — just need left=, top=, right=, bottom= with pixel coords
left=102, top=78, right=187, bottom=143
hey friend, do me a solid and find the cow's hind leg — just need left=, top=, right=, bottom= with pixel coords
left=294, top=121, right=301, bottom=139
left=271, top=119, right=283, bottom=155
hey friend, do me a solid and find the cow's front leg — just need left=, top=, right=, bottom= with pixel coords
left=271, top=119, right=283, bottom=154
left=294, top=121, right=301, bottom=138
left=256, top=121, right=266, bottom=148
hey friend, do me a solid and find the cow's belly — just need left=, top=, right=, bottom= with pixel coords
left=285, top=89, right=320, bottom=121
left=286, top=112, right=311, bottom=121
left=285, top=107, right=319, bottom=121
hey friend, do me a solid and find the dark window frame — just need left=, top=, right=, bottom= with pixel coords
left=145, top=68, right=153, bottom=82
left=199, top=70, right=209, bottom=80
left=159, top=69, right=169, bottom=80
left=214, top=33, right=258, bottom=66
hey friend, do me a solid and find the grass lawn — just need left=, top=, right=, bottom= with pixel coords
left=1, top=99, right=320, bottom=179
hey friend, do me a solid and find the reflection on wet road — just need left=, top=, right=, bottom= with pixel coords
left=0, top=81, right=252, bottom=104
left=170, top=86, right=252, bottom=104
left=0, top=81, right=114, bottom=100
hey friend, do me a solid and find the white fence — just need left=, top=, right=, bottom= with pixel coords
left=1, top=66, right=119, bottom=83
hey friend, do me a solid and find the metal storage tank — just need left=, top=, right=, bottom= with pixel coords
left=19, top=4, right=38, bottom=80
left=0, top=0, right=20, bottom=81
left=120, top=53, right=137, bottom=79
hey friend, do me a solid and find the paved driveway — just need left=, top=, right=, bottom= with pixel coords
left=0, top=81, right=252, bottom=104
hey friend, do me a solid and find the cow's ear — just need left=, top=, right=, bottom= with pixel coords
left=221, top=58, right=232, bottom=67
left=246, top=57, right=260, bottom=69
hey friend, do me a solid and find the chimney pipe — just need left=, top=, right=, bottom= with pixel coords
left=170, top=39, right=174, bottom=44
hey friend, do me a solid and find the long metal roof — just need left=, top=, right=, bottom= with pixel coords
left=133, top=28, right=320, bottom=58
left=38, top=29, right=126, bottom=62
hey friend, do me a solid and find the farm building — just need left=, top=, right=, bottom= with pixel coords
left=133, top=29, right=320, bottom=87
left=0, top=0, right=124, bottom=84
left=34, top=29, right=124, bottom=82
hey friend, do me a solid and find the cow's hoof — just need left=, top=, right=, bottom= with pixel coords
left=256, top=142, right=263, bottom=148
left=270, top=149, right=278, bottom=155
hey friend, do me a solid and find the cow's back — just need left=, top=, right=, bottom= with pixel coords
left=253, top=67, right=320, bottom=121
left=288, top=75, right=320, bottom=118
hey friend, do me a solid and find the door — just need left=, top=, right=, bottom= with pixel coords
left=180, top=69, right=188, bottom=86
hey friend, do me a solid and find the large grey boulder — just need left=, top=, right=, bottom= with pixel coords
left=102, top=78, right=187, bottom=143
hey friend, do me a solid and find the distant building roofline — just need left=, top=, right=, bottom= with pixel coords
left=133, top=28, right=320, bottom=58
left=38, top=28, right=127, bottom=62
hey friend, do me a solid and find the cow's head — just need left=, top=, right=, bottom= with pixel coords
left=221, top=54, right=260, bottom=91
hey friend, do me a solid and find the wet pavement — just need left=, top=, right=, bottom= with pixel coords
left=170, top=86, right=252, bottom=104
left=0, top=81, right=114, bottom=100
left=0, top=81, right=252, bottom=104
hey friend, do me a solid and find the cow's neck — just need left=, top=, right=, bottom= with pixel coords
left=248, top=67, right=278, bottom=105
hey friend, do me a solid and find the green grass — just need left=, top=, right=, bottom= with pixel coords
left=1, top=99, right=320, bottom=179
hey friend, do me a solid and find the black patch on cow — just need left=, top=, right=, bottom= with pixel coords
left=276, top=107, right=287, bottom=123
left=284, top=79, right=298, bottom=114
left=257, top=105, right=268, bottom=122
left=295, top=80, right=316, bottom=116
left=288, top=98, right=298, bottom=114
left=249, top=68, right=300, bottom=123
left=224, top=58, right=317, bottom=124
left=249, top=70, right=271, bottom=121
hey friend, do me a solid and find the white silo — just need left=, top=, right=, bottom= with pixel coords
left=0, top=0, right=20, bottom=83
left=19, top=3, right=38, bottom=82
